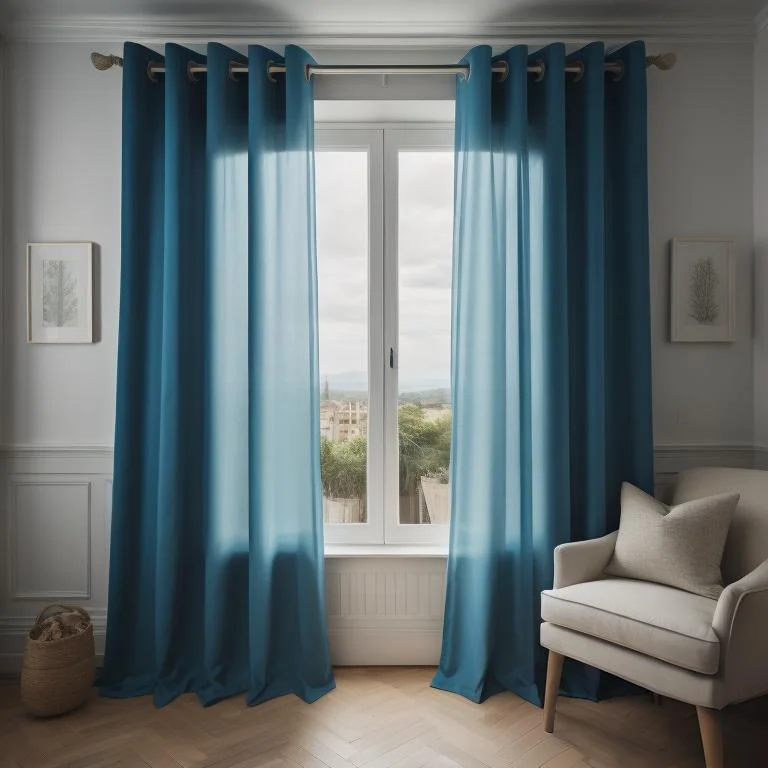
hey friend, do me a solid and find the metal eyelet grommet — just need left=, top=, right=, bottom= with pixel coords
left=570, top=60, right=585, bottom=83
left=610, top=61, right=625, bottom=82
left=532, top=59, right=546, bottom=82
left=267, top=60, right=278, bottom=82
left=188, top=61, right=203, bottom=82
left=228, top=60, right=241, bottom=81
left=494, top=61, right=509, bottom=82
left=147, top=60, right=162, bottom=82
left=304, top=63, right=312, bottom=82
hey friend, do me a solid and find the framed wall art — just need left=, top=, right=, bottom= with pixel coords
left=27, top=242, right=94, bottom=343
left=670, top=237, right=735, bottom=343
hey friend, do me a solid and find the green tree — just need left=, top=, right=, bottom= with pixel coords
left=320, top=435, right=367, bottom=503
left=319, top=405, right=451, bottom=504
left=398, top=405, right=451, bottom=497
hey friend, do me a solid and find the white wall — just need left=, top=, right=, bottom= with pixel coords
left=648, top=43, right=754, bottom=446
left=0, top=39, right=760, bottom=667
left=0, top=41, right=757, bottom=449
left=754, top=30, right=768, bottom=458
left=2, top=43, right=121, bottom=447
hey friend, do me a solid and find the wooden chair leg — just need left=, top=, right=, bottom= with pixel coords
left=696, top=706, right=724, bottom=768
left=543, top=651, right=564, bottom=733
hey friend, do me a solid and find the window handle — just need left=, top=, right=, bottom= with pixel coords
left=389, top=347, right=394, bottom=369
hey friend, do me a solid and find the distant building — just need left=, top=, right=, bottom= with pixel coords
left=320, top=400, right=368, bottom=442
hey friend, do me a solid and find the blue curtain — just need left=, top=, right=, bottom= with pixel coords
left=101, top=42, right=335, bottom=707
left=433, top=42, right=654, bottom=706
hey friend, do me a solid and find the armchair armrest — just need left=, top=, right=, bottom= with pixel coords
left=553, top=531, right=618, bottom=589
left=712, top=558, right=768, bottom=706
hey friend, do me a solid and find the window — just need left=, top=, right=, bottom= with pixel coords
left=316, top=126, right=454, bottom=546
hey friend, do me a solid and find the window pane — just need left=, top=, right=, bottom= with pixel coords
left=316, top=151, right=369, bottom=524
left=397, top=151, right=454, bottom=525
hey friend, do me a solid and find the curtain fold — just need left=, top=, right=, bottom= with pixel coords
left=434, top=42, right=654, bottom=706
left=102, top=42, right=335, bottom=707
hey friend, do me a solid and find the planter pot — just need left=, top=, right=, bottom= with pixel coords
left=323, top=497, right=364, bottom=524
left=420, top=478, right=450, bottom=524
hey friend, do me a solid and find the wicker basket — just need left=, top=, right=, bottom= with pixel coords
left=20, top=604, right=95, bottom=717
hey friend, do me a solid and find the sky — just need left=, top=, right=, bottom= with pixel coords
left=315, top=149, right=454, bottom=392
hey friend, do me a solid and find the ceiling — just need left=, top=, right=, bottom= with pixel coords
left=2, top=0, right=766, bottom=44
left=2, top=0, right=765, bottom=23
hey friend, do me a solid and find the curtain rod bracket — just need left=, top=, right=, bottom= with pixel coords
left=646, top=52, right=676, bottom=71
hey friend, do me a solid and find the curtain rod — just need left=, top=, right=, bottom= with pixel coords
left=90, top=53, right=676, bottom=81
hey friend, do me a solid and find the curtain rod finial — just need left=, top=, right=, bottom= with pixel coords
left=646, top=53, right=676, bottom=71
left=91, top=52, right=123, bottom=71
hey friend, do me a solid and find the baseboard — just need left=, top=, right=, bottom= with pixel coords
left=0, top=627, right=440, bottom=673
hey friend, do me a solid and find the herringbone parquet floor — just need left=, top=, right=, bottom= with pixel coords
left=0, top=668, right=766, bottom=768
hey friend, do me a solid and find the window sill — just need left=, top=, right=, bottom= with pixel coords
left=324, top=544, right=448, bottom=558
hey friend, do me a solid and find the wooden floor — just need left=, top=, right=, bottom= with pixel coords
left=0, top=667, right=766, bottom=768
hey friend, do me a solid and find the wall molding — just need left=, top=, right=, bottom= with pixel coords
left=754, top=445, right=768, bottom=470
left=653, top=441, right=756, bottom=469
left=1, top=441, right=760, bottom=473
left=0, top=440, right=764, bottom=673
left=7, top=479, right=92, bottom=600
left=0, top=444, right=113, bottom=460
left=653, top=442, right=757, bottom=500
left=0, top=444, right=114, bottom=475
left=1, top=441, right=761, bottom=460
left=0, top=15, right=758, bottom=45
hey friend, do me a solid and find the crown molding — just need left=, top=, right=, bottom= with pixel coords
left=0, top=15, right=758, bottom=46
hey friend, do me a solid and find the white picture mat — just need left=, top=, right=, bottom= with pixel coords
left=27, top=242, right=94, bottom=343
left=670, top=237, right=735, bottom=343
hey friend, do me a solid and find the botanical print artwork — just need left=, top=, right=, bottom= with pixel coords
left=42, top=259, right=79, bottom=328
left=688, top=256, right=719, bottom=325
left=670, top=238, right=734, bottom=343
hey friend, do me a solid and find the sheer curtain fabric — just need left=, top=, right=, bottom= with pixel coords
left=434, top=42, right=654, bottom=705
left=101, top=42, right=334, bottom=707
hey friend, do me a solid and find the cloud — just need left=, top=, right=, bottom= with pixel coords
left=316, top=146, right=453, bottom=382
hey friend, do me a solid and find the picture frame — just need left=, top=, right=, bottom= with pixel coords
left=27, top=242, right=94, bottom=344
left=670, top=237, right=736, bottom=343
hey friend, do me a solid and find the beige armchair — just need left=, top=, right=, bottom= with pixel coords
left=540, top=467, right=768, bottom=768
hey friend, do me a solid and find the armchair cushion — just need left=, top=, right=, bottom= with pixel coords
left=541, top=578, right=720, bottom=674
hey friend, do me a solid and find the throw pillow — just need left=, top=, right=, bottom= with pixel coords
left=604, top=482, right=739, bottom=599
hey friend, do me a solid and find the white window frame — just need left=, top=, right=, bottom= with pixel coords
left=316, top=128, right=384, bottom=545
left=316, top=124, right=454, bottom=547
